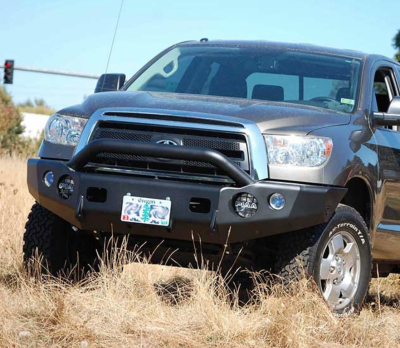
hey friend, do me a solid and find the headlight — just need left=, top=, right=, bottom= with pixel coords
left=264, top=135, right=333, bottom=167
left=45, top=114, right=88, bottom=146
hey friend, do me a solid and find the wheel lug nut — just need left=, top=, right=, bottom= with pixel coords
left=329, top=266, right=335, bottom=273
left=333, top=279, right=338, bottom=285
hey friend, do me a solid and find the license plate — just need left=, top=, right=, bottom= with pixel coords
left=121, top=195, right=171, bottom=226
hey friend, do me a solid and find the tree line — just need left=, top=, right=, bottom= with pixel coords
left=394, top=30, right=400, bottom=62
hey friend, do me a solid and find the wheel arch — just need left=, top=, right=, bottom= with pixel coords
left=340, top=176, right=374, bottom=235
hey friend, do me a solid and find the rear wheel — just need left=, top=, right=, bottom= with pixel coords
left=274, top=204, right=372, bottom=314
left=23, top=203, right=102, bottom=277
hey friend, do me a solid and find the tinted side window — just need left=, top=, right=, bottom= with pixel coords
left=372, top=69, right=395, bottom=113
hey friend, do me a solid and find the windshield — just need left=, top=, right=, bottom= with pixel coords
left=127, top=46, right=361, bottom=113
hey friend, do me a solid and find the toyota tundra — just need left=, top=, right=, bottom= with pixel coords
left=24, top=40, right=400, bottom=313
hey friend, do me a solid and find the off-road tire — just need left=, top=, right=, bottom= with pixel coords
left=274, top=204, right=372, bottom=313
left=23, top=202, right=102, bottom=277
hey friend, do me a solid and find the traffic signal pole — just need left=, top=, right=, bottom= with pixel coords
left=1, top=62, right=100, bottom=82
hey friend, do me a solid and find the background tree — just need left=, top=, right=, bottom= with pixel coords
left=393, top=30, right=400, bottom=62
left=0, top=87, right=24, bottom=154
left=18, top=97, right=55, bottom=115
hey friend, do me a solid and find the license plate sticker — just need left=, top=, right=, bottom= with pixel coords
left=121, top=195, right=171, bottom=226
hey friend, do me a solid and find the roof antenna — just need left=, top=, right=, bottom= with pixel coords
left=101, top=0, right=124, bottom=90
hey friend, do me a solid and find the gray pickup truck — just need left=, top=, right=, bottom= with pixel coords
left=24, top=40, right=400, bottom=313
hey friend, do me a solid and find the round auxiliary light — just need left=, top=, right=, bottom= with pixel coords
left=234, top=193, right=258, bottom=218
left=58, top=175, right=75, bottom=199
left=269, top=193, right=285, bottom=210
left=43, top=171, right=54, bottom=187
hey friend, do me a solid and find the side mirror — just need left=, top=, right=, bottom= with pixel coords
left=373, top=96, right=400, bottom=126
left=94, top=73, right=126, bottom=93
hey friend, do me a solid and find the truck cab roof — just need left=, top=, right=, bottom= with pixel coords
left=178, top=39, right=399, bottom=65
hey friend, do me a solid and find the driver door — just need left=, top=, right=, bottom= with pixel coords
left=372, top=63, right=400, bottom=261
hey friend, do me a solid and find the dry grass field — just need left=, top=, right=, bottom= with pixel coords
left=1, top=156, right=400, bottom=347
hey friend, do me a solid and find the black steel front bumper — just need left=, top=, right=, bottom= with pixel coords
left=27, top=140, right=347, bottom=244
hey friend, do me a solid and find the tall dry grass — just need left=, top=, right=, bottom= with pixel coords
left=1, top=156, right=400, bottom=347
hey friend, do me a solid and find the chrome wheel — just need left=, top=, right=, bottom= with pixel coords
left=319, top=231, right=361, bottom=310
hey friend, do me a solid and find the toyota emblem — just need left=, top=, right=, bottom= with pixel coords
left=156, top=139, right=179, bottom=146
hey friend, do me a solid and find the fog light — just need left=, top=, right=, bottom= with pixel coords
left=234, top=193, right=258, bottom=218
left=43, top=171, right=54, bottom=187
left=269, top=193, right=285, bottom=210
left=58, top=175, right=74, bottom=199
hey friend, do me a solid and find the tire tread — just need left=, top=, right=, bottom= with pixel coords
left=23, top=202, right=58, bottom=270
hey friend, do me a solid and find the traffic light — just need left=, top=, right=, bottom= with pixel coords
left=4, top=60, right=14, bottom=84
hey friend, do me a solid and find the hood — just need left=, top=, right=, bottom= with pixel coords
left=59, top=91, right=351, bottom=135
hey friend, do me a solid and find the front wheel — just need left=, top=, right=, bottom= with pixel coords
left=274, top=204, right=372, bottom=314
left=23, top=203, right=102, bottom=277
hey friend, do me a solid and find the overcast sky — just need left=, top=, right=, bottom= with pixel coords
left=1, top=0, right=400, bottom=110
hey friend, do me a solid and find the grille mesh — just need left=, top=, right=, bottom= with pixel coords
left=183, top=138, right=240, bottom=151
left=97, top=152, right=147, bottom=162
left=97, top=130, right=152, bottom=142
